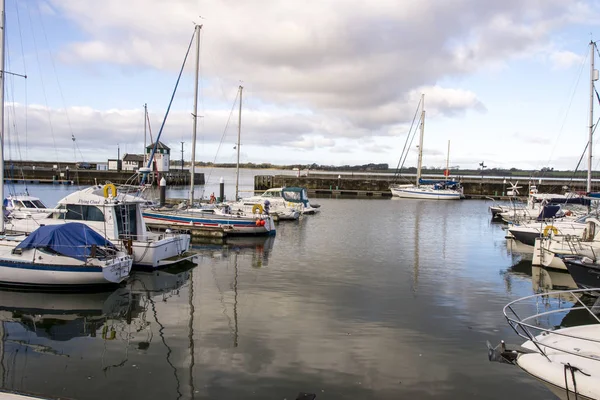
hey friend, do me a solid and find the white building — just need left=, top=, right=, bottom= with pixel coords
left=145, top=141, right=170, bottom=172
left=123, top=154, right=145, bottom=171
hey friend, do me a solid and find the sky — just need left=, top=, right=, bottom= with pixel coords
left=3, top=0, right=600, bottom=171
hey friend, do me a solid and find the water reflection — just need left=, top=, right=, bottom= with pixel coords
left=0, top=199, right=565, bottom=399
left=191, top=235, right=275, bottom=268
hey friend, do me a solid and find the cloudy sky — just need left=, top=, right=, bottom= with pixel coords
left=3, top=0, right=600, bottom=170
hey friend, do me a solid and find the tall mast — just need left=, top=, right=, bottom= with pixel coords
left=416, top=93, right=425, bottom=187
left=588, top=41, right=597, bottom=193
left=234, top=85, right=243, bottom=201
left=445, top=140, right=450, bottom=177
left=189, top=24, right=201, bottom=205
left=0, top=0, right=6, bottom=233
left=144, top=103, right=147, bottom=163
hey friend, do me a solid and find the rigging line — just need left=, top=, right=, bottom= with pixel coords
left=393, top=97, right=421, bottom=180
left=142, top=29, right=196, bottom=185
left=146, top=109, right=154, bottom=144
left=4, top=33, right=25, bottom=193
left=202, top=88, right=240, bottom=197
left=400, top=116, right=420, bottom=175
left=14, top=0, right=27, bottom=160
left=542, top=45, right=588, bottom=170
left=24, top=2, right=60, bottom=166
left=35, top=4, right=80, bottom=160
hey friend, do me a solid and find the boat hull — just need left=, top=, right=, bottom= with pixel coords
left=130, top=232, right=192, bottom=269
left=390, top=187, right=461, bottom=200
left=142, top=211, right=276, bottom=236
left=0, top=238, right=131, bottom=287
left=516, top=325, right=600, bottom=400
left=0, top=258, right=131, bottom=287
left=564, top=258, right=600, bottom=290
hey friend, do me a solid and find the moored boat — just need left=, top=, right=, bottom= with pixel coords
left=389, top=94, right=462, bottom=201
left=564, top=257, right=600, bottom=291
left=5, top=185, right=193, bottom=269
left=488, top=289, right=600, bottom=400
left=0, top=223, right=132, bottom=288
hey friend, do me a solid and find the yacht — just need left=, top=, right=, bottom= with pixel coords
left=488, top=289, right=600, bottom=400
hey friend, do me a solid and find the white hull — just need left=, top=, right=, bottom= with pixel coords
left=517, top=325, right=600, bottom=400
left=390, top=186, right=461, bottom=200
left=533, top=235, right=598, bottom=271
left=0, top=239, right=131, bottom=287
left=131, top=232, right=191, bottom=268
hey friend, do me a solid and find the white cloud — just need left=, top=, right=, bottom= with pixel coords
left=550, top=50, right=585, bottom=69
left=7, top=0, right=598, bottom=168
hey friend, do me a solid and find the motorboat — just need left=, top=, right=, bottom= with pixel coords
left=0, top=223, right=132, bottom=288
left=237, top=187, right=320, bottom=215
left=532, top=218, right=600, bottom=270
left=564, top=257, right=600, bottom=291
left=508, top=211, right=590, bottom=246
left=5, top=185, right=193, bottom=269
left=488, top=289, right=600, bottom=400
left=3, top=194, right=63, bottom=220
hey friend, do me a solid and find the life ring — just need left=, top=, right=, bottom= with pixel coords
left=543, top=225, right=558, bottom=237
left=103, top=183, right=117, bottom=198
left=252, top=204, right=264, bottom=214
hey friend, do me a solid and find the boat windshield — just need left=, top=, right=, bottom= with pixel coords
left=59, top=204, right=106, bottom=222
left=575, top=213, right=600, bottom=223
left=261, top=190, right=282, bottom=198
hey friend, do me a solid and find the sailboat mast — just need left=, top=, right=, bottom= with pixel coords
left=588, top=40, right=597, bottom=193
left=144, top=103, right=147, bottom=162
left=446, top=140, right=450, bottom=177
left=416, top=94, right=425, bottom=187
left=0, top=0, right=5, bottom=233
left=189, top=24, right=202, bottom=205
left=234, top=85, right=243, bottom=201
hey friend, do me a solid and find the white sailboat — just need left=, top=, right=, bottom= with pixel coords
left=390, top=94, right=462, bottom=200
left=142, top=66, right=276, bottom=235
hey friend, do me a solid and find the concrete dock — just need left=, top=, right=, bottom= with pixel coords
left=254, top=174, right=586, bottom=198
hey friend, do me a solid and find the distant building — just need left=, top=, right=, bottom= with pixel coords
left=107, top=159, right=119, bottom=171
left=96, top=163, right=108, bottom=171
left=145, top=141, right=170, bottom=172
left=123, top=153, right=145, bottom=171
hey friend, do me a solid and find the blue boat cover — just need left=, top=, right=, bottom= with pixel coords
left=536, top=204, right=561, bottom=221
left=16, top=223, right=115, bottom=261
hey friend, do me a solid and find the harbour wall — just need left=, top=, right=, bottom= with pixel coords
left=4, top=164, right=204, bottom=186
left=254, top=174, right=583, bottom=198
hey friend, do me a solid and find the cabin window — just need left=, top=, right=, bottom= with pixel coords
left=62, top=204, right=105, bottom=221
left=32, top=200, right=46, bottom=208
left=21, top=200, right=37, bottom=208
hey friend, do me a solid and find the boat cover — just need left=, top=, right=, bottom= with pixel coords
left=536, top=204, right=560, bottom=221
left=16, top=223, right=115, bottom=261
left=282, top=187, right=309, bottom=206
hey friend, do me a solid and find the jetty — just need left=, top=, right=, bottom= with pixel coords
left=254, top=173, right=589, bottom=199
left=4, top=160, right=204, bottom=186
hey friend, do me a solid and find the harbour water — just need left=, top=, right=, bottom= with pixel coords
left=0, top=175, right=565, bottom=399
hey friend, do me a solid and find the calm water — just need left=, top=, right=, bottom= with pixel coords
left=0, top=178, right=574, bottom=399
